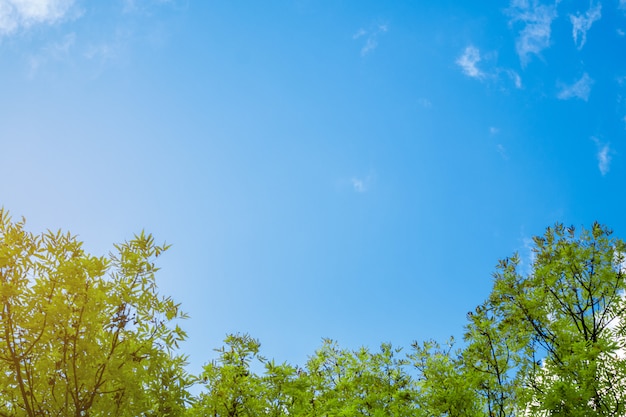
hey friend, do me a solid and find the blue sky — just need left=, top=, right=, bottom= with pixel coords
left=1, top=0, right=626, bottom=374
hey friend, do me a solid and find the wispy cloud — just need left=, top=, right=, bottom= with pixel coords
left=351, top=178, right=368, bottom=193
left=557, top=73, right=594, bottom=101
left=0, top=0, right=77, bottom=35
left=570, top=2, right=601, bottom=50
left=27, top=31, right=75, bottom=76
left=490, top=128, right=509, bottom=160
left=84, top=43, right=116, bottom=61
left=417, top=97, right=432, bottom=108
left=122, top=0, right=181, bottom=14
left=351, top=174, right=375, bottom=193
left=456, top=46, right=522, bottom=89
left=506, top=0, right=558, bottom=66
left=352, top=28, right=366, bottom=39
left=518, top=235, right=537, bottom=276
left=503, top=69, right=523, bottom=88
left=456, top=45, right=485, bottom=79
left=344, top=173, right=376, bottom=193
left=497, top=144, right=509, bottom=160
left=82, top=27, right=135, bottom=77
left=44, top=30, right=75, bottom=56
left=592, top=137, right=612, bottom=176
left=597, top=145, right=611, bottom=176
left=620, top=0, right=626, bottom=10
left=353, top=23, right=388, bottom=56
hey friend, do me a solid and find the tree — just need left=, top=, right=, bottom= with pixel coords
left=410, top=337, right=484, bottom=417
left=303, top=339, right=417, bottom=417
left=0, top=209, right=192, bottom=417
left=262, top=358, right=308, bottom=417
left=461, top=296, right=527, bottom=417
left=191, top=333, right=268, bottom=417
left=464, top=222, right=626, bottom=416
left=190, top=335, right=418, bottom=417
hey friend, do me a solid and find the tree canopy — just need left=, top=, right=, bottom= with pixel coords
left=2, top=209, right=626, bottom=416
left=0, top=209, right=192, bottom=417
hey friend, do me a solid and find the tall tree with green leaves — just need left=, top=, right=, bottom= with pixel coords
left=0, top=209, right=192, bottom=417
left=410, top=337, right=484, bottom=417
left=191, top=333, right=268, bottom=417
left=262, top=358, right=309, bottom=416
left=463, top=222, right=626, bottom=416
left=410, top=223, right=626, bottom=417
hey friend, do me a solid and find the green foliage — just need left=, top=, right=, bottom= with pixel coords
left=191, top=333, right=267, bottom=417
left=401, top=222, right=626, bottom=417
left=454, top=222, right=626, bottom=417
left=5, top=209, right=626, bottom=417
left=304, top=339, right=417, bottom=417
left=190, top=333, right=311, bottom=417
left=410, top=338, right=483, bottom=417
left=185, top=222, right=626, bottom=417
left=262, top=358, right=308, bottom=416
left=462, top=294, right=527, bottom=417
left=0, top=209, right=192, bottom=417
left=190, top=335, right=417, bottom=417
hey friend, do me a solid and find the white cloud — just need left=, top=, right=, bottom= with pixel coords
left=518, top=235, right=537, bottom=276
left=592, top=137, right=612, bottom=176
left=456, top=46, right=522, bottom=88
left=45, top=30, right=74, bottom=54
left=347, top=173, right=375, bottom=193
left=557, top=73, right=594, bottom=101
left=620, top=0, right=626, bottom=10
left=457, top=45, right=484, bottom=79
left=570, top=2, right=601, bottom=50
left=354, top=23, right=388, bottom=56
left=417, top=97, right=432, bottom=108
left=352, top=28, right=366, bottom=39
left=497, top=144, right=509, bottom=160
left=0, top=0, right=76, bottom=35
left=351, top=178, right=367, bottom=193
left=81, top=27, right=134, bottom=77
left=505, top=69, right=523, bottom=88
left=361, top=37, right=378, bottom=56
left=506, top=0, right=558, bottom=66
left=84, top=40, right=120, bottom=63
left=27, top=31, right=75, bottom=75
left=351, top=174, right=374, bottom=193
left=121, top=0, right=187, bottom=18
left=490, top=129, right=509, bottom=160
left=597, top=145, right=611, bottom=176
left=123, top=0, right=177, bottom=12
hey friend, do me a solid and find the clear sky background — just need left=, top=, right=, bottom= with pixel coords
left=1, top=0, right=625, bottom=375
